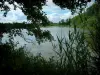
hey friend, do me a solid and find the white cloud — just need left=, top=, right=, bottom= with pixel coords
left=0, top=8, right=27, bottom=23
left=0, top=0, right=95, bottom=23
left=47, top=13, right=61, bottom=23
left=43, top=0, right=95, bottom=23
left=0, top=2, right=27, bottom=23
left=60, top=12, right=72, bottom=19
left=0, top=0, right=72, bottom=23
left=46, top=12, right=72, bottom=23
left=43, top=0, right=71, bottom=23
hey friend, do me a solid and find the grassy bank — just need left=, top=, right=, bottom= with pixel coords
left=0, top=3, right=100, bottom=75
left=0, top=28, right=97, bottom=75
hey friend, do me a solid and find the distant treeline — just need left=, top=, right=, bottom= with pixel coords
left=57, top=3, right=100, bottom=28
left=0, top=3, right=99, bottom=28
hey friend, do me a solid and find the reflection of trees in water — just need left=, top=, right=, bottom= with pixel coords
left=0, top=0, right=100, bottom=75
left=0, top=23, right=54, bottom=44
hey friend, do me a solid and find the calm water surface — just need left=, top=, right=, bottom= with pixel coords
left=3, top=27, right=73, bottom=58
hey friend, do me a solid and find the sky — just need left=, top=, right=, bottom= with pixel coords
left=0, top=0, right=94, bottom=23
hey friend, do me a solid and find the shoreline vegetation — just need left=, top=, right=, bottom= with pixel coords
left=0, top=2, right=100, bottom=75
left=0, top=2, right=98, bottom=29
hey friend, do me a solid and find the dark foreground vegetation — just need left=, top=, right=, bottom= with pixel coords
left=0, top=27, right=99, bottom=75
left=0, top=31, right=96, bottom=75
left=0, top=43, right=58, bottom=75
left=0, top=0, right=100, bottom=75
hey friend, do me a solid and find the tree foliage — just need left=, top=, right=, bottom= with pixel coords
left=53, top=0, right=93, bottom=13
left=0, top=0, right=100, bottom=75
left=0, top=0, right=53, bottom=43
left=59, top=19, right=71, bottom=26
left=0, top=0, right=96, bottom=42
left=62, top=3, right=100, bottom=28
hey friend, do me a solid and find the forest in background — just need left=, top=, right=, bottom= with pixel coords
left=0, top=3, right=99, bottom=28
left=0, top=0, right=100, bottom=75
left=57, top=3, right=100, bottom=29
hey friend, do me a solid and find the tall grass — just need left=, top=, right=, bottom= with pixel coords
left=0, top=43, right=59, bottom=75
left=0, top=27, right=96, bottom=75
left=0, top=5, right=100, bottom=75
left=0, top=23, right=97, bottom=75
left=88, top=5, right=100, bottom=74
left=52, top=26, right=95, bottom=75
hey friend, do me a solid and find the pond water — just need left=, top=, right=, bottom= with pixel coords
left=2, top=26, right=74, bottom=58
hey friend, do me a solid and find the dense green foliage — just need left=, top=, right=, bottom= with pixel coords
left=0, top=30, right=96, bottom=75
left=0, top=0, right=97, bottom=37
left=1, top=25, right=99, bottom=75
left=0, top=0, right=51, bottom=42
left=67, top=3, right=100, bottom=75
left=0, top=0, right=97, bottom=43
left=55, top=3, right=100, bottom=27
left=0, top=44, right=57, bottom=75
left=67, top=3, right=100, bottom=29
left=0, top=0, right=100, bottom=75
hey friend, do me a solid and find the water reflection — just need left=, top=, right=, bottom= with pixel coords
left=2, top=27, right=73, bottom=58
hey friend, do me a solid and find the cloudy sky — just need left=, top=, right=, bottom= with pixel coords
left=0, top=0, right=94, bottom=23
